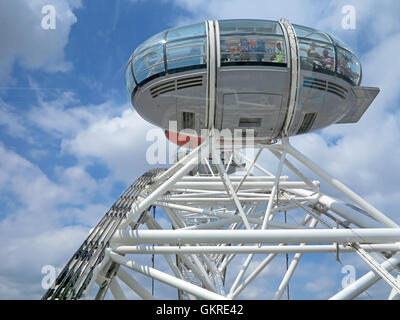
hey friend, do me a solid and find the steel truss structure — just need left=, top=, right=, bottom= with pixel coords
left=44, top=134, right=400, bottom=300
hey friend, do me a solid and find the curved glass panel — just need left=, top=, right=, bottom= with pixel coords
left=298, top=39, right=335, bottom=74
left=133, top=45, right=164, bottom=77
left=219, top=19, right=283, bottom=35
left=329, top=34, right=353, bottom=52
left=135, top=63, right=165, bottom=84
left=167, top=57, right=206, bottom=70
left=134, top=44, right=164, bottom=64
left=221, top=35, right=286, bottom=65
left=166, top=38, right=206, bottom=61
left=293, top=24, right=332, bottom=43
left=125, top=61, right=136, bottom=94
left=166, top=23, right=206, bottom=42
left=166, top=37, right=206, bottom=70
left=337, top=47, right=361, bottom=85
left=134, top=31, right=165, bottom=56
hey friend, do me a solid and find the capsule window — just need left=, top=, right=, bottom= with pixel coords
left=133, top=45, right=164, bottom=79
left=134, top=31, right=165, bottom=56
left=336, top=47, right=361, bottom=85
left=125, top=61, right=136, bottom=94
left=329, top=34, right=352, bottom=52
left=167, top=38, right=206, bottom=60
left=293, top=25, right=332, bottom=43
left=220, top=35, right=286, bottom=65
left=298, top=39, right=335, bottom=75
left=166, top=23, right=206, bottom=42
left=166, top=37, right=207, bottom=71
left=135, top=63, right=165, bottom=84
left=219, top=20, right=283, bottom=35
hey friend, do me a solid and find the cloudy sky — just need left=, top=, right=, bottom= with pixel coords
left=0, top=0, right=399, bottom=300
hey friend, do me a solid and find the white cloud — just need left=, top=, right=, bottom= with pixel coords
left=0, top=98, right=30, bottom=140
left=28, top=91, right=112, bottom=138
left=26, top=89, right=162, bottom=185
left=0, top=143, right=65, bottom=214
left=317, top=0, right=400, bottom=43
left=0, top=87, right=168, bottom=297
left=0, top=225, right=89, bottom=299
left=171, top=0, right=400, bottom=42
left=0, top=94, right=143, bottom=297
left=62, top=107, right=163, bottom=183
left=0, top=0, right=81, bottom=84
left=0, top=142, right=111, bottom=229
left=304, top=277, right=336, bottom=297
left=171, top=0, right=322, bottom=26
left=0, top=143, right=101, bottom=298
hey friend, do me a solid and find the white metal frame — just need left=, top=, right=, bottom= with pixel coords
left=83, top=136, right=400, bottom=300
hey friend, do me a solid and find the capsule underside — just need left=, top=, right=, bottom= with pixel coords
left=126, top=19, right=379, bottom=141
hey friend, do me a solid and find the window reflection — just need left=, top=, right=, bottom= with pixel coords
left=166, top=23, right=206, bottom=42
left=329, top=34, right=352, bottom=52
left=293, top=25, right=332, bottom=43
left=125, top=61, right=135, bottom=94
left=219, top=19, right=283, bottom=35
left=337, top=47, right=361, bottom=85
left=135, top=63, right=165, bottom=84
left=221, top=36, right=286, bottom=64
left=166, top=37, right=207, bottom=70
left=132, top=24, right=207, bottom=84
left=167, top=57, right=206, bottom=70
left=133, top=45, right=164, bottom=77
left=299, top=40, right=335, bottom=74
left=134, top=31, right=164, bottom=56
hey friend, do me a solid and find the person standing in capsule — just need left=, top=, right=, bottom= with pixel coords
left=322, top=48, right=334, bottom=71
left=271, top=42, right=284, bottom=63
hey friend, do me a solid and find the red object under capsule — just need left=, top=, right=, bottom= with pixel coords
left=165, top=130, right=204, bottom=148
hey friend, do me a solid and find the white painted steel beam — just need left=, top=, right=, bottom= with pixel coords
left=109, top=278, right=127, bottom=300
left=111, top=228, right=400, bottom=245
left=290, top=189, right=378, bottom=228
left=170, top=181, right=318, bottom=190
left=120, top=139, right=211, bottom=229
left=285, top=143, right=399, bottom=228
left=117, top=268, right=156, bottom=300
left=273, top=219, right=319, bottom=300
left=212, top=145, right=251, bottom=229
left=262, top=139, right=288, bottom=229
left=107, top=249, right=228, bottom=300
left=111, top=244, right=400, bottom=255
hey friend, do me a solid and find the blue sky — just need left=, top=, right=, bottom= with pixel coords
left=0, top=0, right=400, bottom=299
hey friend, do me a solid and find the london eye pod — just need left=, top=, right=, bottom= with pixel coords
left=125, top=19, right=379, bottom=144
left=43, top=19, right=400, bottom=301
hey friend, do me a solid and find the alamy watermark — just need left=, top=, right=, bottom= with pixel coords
left=41, top=265, right=61, bottom=290
left=41, top=5, right=56, bottom=30
left=341, top=5, right=356, bottom=30
left=341, top=264, right=356, bottom=288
